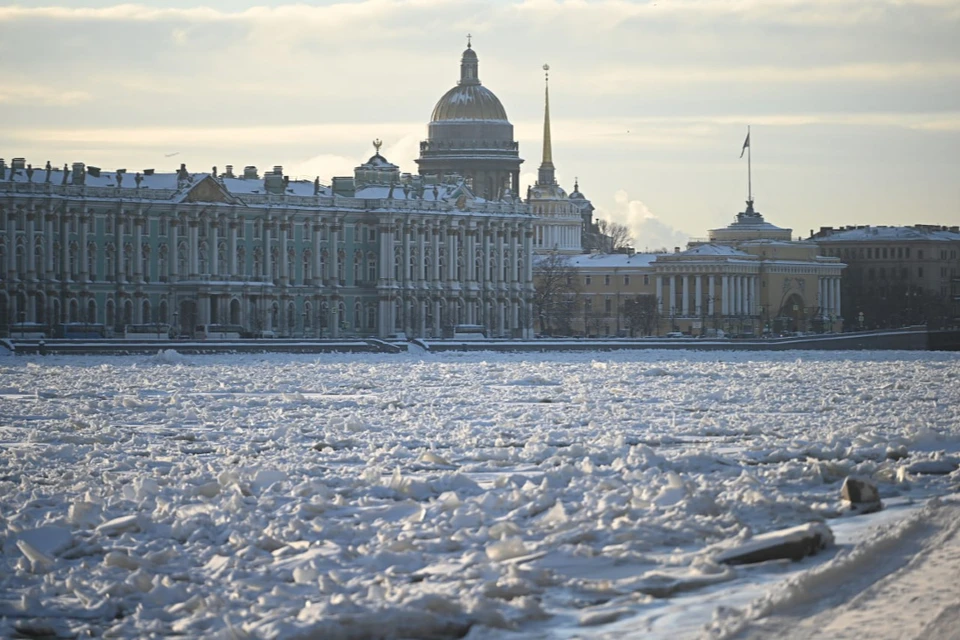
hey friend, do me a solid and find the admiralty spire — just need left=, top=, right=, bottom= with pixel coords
left=528, top=64, right=583, bottom=254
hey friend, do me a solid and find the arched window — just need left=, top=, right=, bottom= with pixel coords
left=236, top=245, right=245, bottom=276
left=87, top=299, right=97, bottom=324
left=218, top=242, right=227, bottom=275
left=198, top=241, right=209, bottom=275
left=34, top=237, right=43, bottom=275
left=353, top=250, right=363, bottom=285
left=367, top=252, right=377, bottom=283
left=87, top=242, right=97, bottom=280
left=159, top=299, right=168, bottom=324
left=142, top=299, right=152, bottom=324
left=177, top=242, right=188, bottom=277
left=122, top=243, right=133, bottom=280
left=303, top=250, right=312, bottom=282
left=253, top=247, right=263, bottom=278
left=270, top=246, right=279, bottom=278
left=320, top=250, right=327, bottom=281
left=141, top=244, right=150, bottom=281
left=287, top=247, right=296, bottom=281
left=366, top=304, right=376, bottom=330
left=337, top=249, right=345, bottom=284
left=69, top=242, right=80, bottom=279
left=158, top=244, right=168, bottom=280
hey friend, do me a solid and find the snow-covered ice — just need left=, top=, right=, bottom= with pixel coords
left=1, top=350, right=958, bottom=639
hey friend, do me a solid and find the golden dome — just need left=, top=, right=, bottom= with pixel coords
left=429, top=44, right=509, bottom=123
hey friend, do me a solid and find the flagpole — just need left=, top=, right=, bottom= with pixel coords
left=747, top=125, right=752, bottom=203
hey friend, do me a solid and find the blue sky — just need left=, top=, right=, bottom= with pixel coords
left=2, top=0, right=959, bottom=249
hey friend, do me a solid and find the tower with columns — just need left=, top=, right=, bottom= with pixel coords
left=527, top=64, right=583, bottom=255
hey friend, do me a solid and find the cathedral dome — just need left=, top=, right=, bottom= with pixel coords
left=429, top=44, right=509, bottom=123
left=430, top=85, right=508, bottom=122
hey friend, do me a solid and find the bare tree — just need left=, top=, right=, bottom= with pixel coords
left=533, top=252, right=581, bottom=336
left=595, top=219, right=634, bottom=253
left=621, top=294, right=659, bottom=336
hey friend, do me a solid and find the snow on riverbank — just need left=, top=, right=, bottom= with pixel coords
left=1, top=350, right=958, bottom=638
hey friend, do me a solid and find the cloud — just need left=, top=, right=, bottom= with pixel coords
left=0, top=83, right=91, bottom=106
left=597, top=190, right=691, bottom=253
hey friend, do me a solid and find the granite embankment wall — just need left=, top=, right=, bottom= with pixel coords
left=4, top=328, right=957, bottom=356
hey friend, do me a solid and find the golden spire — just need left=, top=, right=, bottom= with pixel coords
left=538, top=63, right=555, bottom=186
left=542, top=64, right=553, bottom=166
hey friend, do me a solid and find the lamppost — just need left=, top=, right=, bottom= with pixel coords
left=858, top=311, right=865, bottom=331
left=301, top=310, right=307, bottom=338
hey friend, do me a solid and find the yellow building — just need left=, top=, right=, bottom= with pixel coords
left=546, top=200, right=845, bottom=337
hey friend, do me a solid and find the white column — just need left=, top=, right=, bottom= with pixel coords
left=721, top=275, right=728, bottom=316
left=210, top=218, right=219, bottom=277
left=825, top=278, right=832, bottom=318
left=754, top=277, right=760, bottom=316
left=189, top=220, right=199, bottom=276
left=708, top=275, right=715, bottom=316
left=694, top=275, right=702, bottom=316
left=656, top=276, right=663, bottom=315
left=230, top=219, right=239, bottom=278
left=682, top=275, right=690, bottom=316
left=264, top=223, right=273, bottom=281
left=133, top=217, right=143, bottom=282
left=668, top=275, right=676, bottom=316
left=279, top=219, right=288, bottom=282
left=169, top=220, right=178, bottom=281
left=740, top=276, right=750, bottom=316
left=509, top=229, right=519, bottom=284
left=833, top=278, right=841, bottom=319
left=312, top=222, right=321, bottom=283
left=417, top=224, right=426, bottom=284
left=45, top=212, right=55, bottom=277
left=331, top=222, right=340, bottom=285
left=734, top=276, right=742, bottom=315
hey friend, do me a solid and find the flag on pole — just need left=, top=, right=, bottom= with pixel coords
left=740, top=131, right=750, bottom=158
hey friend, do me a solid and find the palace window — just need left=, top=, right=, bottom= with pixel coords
left=604, top=275, right=611, bottom=286
left=624, top=275, right=630, bottom=285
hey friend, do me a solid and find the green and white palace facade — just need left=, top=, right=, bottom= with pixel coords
left=0, top=153, right=537, bottom=339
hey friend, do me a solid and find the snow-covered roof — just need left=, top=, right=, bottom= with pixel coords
left=221, top=176, right=331, bottom=197
left=816, top=226, right=960, bottom=242
left=563, top=253, right=660, bottom=268
left=679, top=244, right=750, bottom=257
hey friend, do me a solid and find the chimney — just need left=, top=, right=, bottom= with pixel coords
left=224, top=165, right=235, bottom=179
left=11, top=158, right=25, bottom=170
left=72, top=162, right=86, bottom=185
left=243, top=166, right=258, bottom=180
left=674, top=246, right=680, bottom=253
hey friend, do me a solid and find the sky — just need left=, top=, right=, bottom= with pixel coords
left=2, top=0, right=959, bottom=251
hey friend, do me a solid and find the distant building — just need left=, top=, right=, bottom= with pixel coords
left=0, top=152, right=536, bottom=339
left=540, top=199, right=845, bottom=337
left=811, top=224, right=960, bottom=329
left=526, top=66, right=584, bottom=255
left=416, top=42, right=522, bottom=201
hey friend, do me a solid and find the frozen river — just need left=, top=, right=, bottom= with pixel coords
left=1, top=350, right=959, bottom=639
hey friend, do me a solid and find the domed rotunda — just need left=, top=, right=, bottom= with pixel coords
left=416, top=41, right=523, bottom=200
